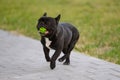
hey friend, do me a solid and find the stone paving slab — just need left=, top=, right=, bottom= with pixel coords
left=0, top=30, right=120, bottom=80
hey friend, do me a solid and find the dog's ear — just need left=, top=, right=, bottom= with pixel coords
left=55, top=14, right=61, bottom=24
left=43, top=12, right=47, bottom=16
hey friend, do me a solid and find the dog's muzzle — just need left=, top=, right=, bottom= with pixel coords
left=38, top=31, right=49, bottom=36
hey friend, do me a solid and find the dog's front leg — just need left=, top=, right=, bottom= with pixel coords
left=43, top=46, right=50, bottom=62
left=50, top=49, right=62, bottom=69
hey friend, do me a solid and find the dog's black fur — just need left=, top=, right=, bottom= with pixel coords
left=36, top=13, right=79, bottom=69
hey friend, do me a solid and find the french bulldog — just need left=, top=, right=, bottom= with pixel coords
left=36, top=13, right=79, bottom=69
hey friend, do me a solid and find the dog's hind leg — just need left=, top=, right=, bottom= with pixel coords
left=63, top=46, right=73, bottom=65
left=58, top=48, right=67, bottom=62
left=58, top=44, right=74, bottom=65
left=58, top=39, right=77, bottom=65
left=63, top=37, right=79, bottom=65
left=59, top=33, right=80, bottom=65
left=58, top=49, right=72, bottom=65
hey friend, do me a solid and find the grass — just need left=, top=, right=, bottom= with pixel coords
left=0, top=0, right=120, bottom=64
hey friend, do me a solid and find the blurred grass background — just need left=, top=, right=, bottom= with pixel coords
left=0, top=0, right=120, bottom=64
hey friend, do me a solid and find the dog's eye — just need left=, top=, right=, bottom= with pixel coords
left=40, top=22, right=44, bottom=25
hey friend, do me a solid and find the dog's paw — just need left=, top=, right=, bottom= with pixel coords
left=46, top=59, right=51, bottom=62
left=63, top=61, right=70, bottom=65
left=58, top=58, right=64, bottom=62
left=50, top=61, right=56, bottom=69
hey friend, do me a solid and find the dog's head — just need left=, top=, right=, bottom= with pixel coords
left=36, top=13, right=61, bottom=37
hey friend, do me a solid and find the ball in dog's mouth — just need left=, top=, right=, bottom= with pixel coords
left=40, top=27, right=46, bottom=33
left=39, top=27, right=49, bottom=36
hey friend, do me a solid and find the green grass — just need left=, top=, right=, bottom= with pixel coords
left=0, top=0, right=120, bottom=64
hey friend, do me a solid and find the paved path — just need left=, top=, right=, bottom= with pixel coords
left=0, top=30, right=120, bottom=80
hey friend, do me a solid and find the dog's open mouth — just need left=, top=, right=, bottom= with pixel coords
left=38, top=30, right=49, bottom=36
left=38, top=27, right=49, bottom=36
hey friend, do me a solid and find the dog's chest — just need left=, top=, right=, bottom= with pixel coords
left=45, top=38, right=52, bottom=49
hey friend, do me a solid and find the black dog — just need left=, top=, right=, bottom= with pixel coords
left=36, top=13, right=79, bottom=69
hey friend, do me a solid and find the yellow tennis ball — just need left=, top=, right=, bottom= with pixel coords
left=40, top=27, right=46, bottom=33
